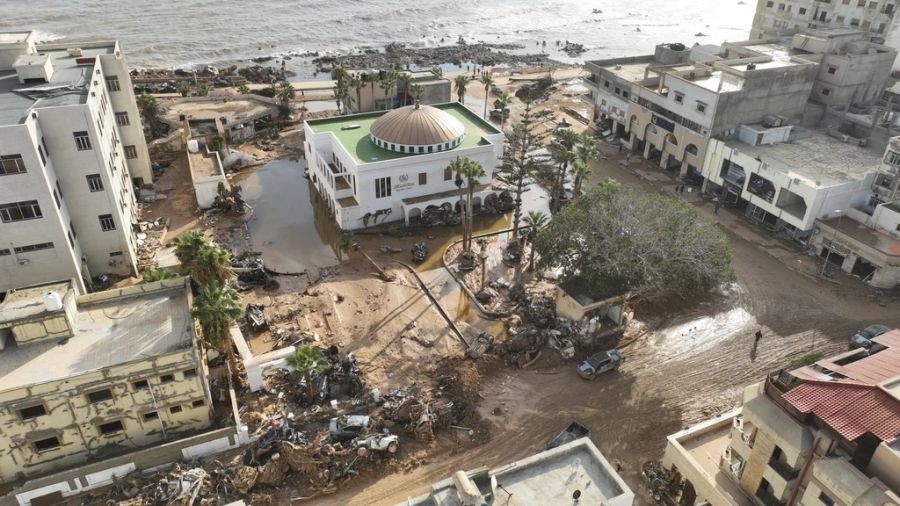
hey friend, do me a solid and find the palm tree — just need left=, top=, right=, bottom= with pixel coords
left=333, top=81, right=349, bottom=114
left=287, top=346, right=330, bottom=403
left=237, top=84, right=250, bottom=95
left=454, top=74, right=470, bottom=104
left=409, top=83, right=425, bottom=103
left=276, top=81, right=295, bottom=106
left=336, top=231, right=354, bottom=262
left=177, top=82, right=191, bottom=97
left=576, top=132, right=598, bottom=166
left=550, top=128, right=580, bottom=211
left=191, top=244, right=234, bottom=286
left=479, top=73, right=494, bottom=119
left=431, top=66, right=443, bottom=78
left=378, top=71, right=395, bottom=110
left=349, top=74, right=364, bottom=113
left=497, top=91, right=512, bottom=130
left=193, top=282, right=243, bottom=370
left=397, top=73, right=412, bottom=105
left=142, top=268, right=177, bottom=283
left=172, top=230, right=207, bottom=271
left=450, top=157, right=485, bottom=254
left=523, top=211, right=549, bottom=272
left=571, top=161, right=590, bottom=198
left=136, top=92, right=159, bottom=137
left=332, top=65, right=349, bottom=83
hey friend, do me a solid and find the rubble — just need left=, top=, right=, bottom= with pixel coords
left=213, top=183, right=247, bottom=215
left=135, top=218, right=169, bottom=272
left=245, top=303, right=268, bottom=331
left=411, top=242, right=428, bottom=264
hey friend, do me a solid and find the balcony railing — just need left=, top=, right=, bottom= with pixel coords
left=768, top=458, right=800, bottom=482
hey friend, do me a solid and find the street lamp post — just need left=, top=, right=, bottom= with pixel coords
left=820, top=210, right=844, bottom=276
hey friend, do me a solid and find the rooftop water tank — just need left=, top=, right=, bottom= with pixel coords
left=187, top=139, right=200, bottom=153
left=43, top=291, right=63, bottom=312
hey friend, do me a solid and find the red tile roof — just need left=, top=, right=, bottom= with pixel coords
left=782, top=382, right=900, bottom=442
left=791, top=329, right=900, bottom=386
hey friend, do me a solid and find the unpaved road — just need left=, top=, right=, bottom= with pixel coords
left=318, top=149, right=900, bottom=505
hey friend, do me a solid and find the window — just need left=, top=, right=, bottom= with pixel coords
left=418, top=146, right=424, bottom=153
left=67, top=230, right=74, bottom=249
left=132, top=379, right=149, bottom=390
left=160, top=373, right=175, bottom=384
left=622, top=91, right=629, bottom=99
left=70, top=221, right=76, bottom=239
left=52, top=189, right=61, bottom=209
left=105, top=75, right=120, bottom=91
left=0, top=249, right=10, bottom=256
left=97, top=420, right=124, bottom=435
left=836, top=15, right=845, bottom=22
left=37, top=146, right=46, bottom=166
left=858, top=0, right=866, bottom=5
left=183, top=368, right=197, bottom=379
left=55, top=180, right=63, bottom=199
left=614, top=86, right=621, bottom=95
left=13, top=242, right=53, bottom=254
left=74, top=131, right=91, bottom=151
left=799, top=7, right=806, bottom=13
left=827, top=65, right=837, bottom=74
left=674, top=92, right=684, bottom=104
left=444, top=167, right=452, bottom=181
left=603, top=80, right=610, bottom=88
left=418, top=172, right=427, bottom=185
left=766, top=0, right=774, bottom=6
left=842, top=0, right=850, bottom=4
left=821, top=87, right=831, bottom=96
left=170, top=405, right=183, bottom=414
left=850, top=17, right=860, bottom=26
left=33, top=437, right=60, bottom=452
left=869, top=1, right=877, bottom=7
left=696, top=101, right=707, bottom=113
left=142, top=411, right=159, bottom=421
left=778, top=3, right=785, bottom=10
left=99, top=214, right=115, bottom=232
left=0, top=200, right=42, bottom=222
left=87, top=174, right=104, bottom=192
left=124, top=145, right=138, bottom=159
left=115, top=112, right=130, bottom=126
left=19, top=404, right=47, bottom=420
left=110, top=251, right=123, bottom=257
left=427, top=145, right=433, bottom=153
left=191, top=399, right=206, bottom=408
left=819, top=492, right=835, bottom=506
left=375, top=176, right=391, bottom=199
left=41, top=136, right=49, bottom=156
left=0, top=155, right=26, bottom=175
left=87, top=389, right=113, bottom=403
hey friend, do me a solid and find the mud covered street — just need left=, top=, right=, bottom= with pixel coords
left=318, top=146, right=900, bottom=505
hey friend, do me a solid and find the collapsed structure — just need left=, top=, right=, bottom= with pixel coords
left=0, top=277, right=214, bottom=483
left=0, top=30, right=152, bottom=293
left=661, top=330, right=900, bottom=505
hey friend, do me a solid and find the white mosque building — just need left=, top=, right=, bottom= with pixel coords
left=303, top=102, right=504, bottom=230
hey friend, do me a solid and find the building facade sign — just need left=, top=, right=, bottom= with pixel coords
left=651, top=114, right=675, bottom=132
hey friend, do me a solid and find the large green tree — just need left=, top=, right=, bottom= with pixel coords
left=136, top=92, right=159, bottom=137
left=497, top=102, right=549, bottom=242
left=454, top=74, right=470, bottom=104
left=534, top=180, right=734, bottom=299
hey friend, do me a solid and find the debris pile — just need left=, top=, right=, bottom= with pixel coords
left=232, top=253, right=279, bottom=291
left=419, top=203, right=460, bottom=227
left=482, top=190, right=515, bottom=214
left=561, top=41, right=587, bottom=57
left=213, top=183, right=246, bottom=215
left=135, top=218, right=169, bottom=271
left=411, top=242, right=428, bottom=264
left=246, top=303, right=269, bottom=331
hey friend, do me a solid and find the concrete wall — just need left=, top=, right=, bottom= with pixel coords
left=814, top=47, right=895, bottom=107
left=555, top=287, right=626, bottom=324
left=867, top=441, right=900, bottom=492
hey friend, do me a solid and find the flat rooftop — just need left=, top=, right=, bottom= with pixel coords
left=818, top=215, right=900, bottom=257
left=161, top=97, right=276, bottom=126
left=306, top=102, right=499, bottom=164
left=0, top=280, right=194, bottom=392
left=0, top=32, right=33, bottom=45
left=729, top=128, right=882, bottom=187
left=189, top=149, right=224, bottom=178
left=0, top=42, right=115, bottom=125
left=0, top=280, right=73, bottom=326
left=674, top=415, right=752, bottom=506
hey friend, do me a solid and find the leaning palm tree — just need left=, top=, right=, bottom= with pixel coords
left=193, top=282, right=243, bottom=371
left=571, top=161, right=591, bottom=198
left=136, top=92, right=159, bottom=137
left=409, top=83, right=425, bottom=103
left=454, top=74, right=470, bottom=104
left=287, top=346, right=330, bottom=403
left=479, top=73, right=494, bottom=119
left=523, top=211, right=549, bottom=272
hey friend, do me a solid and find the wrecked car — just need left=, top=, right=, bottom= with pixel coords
left=352, top=433, right=399, bottom=453
left=577, top=349, right=624, bottom=380
left=329, top=415, right=371, bottom=441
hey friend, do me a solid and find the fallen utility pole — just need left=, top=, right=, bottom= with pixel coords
left=353, top=243, right=395, bottom=282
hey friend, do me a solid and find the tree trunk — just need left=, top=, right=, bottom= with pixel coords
left=458, top=191, right=467, bottom=251
left=529, top=239, right=537, bottom=271
left=484, top=93, right=489, bottom=119
left=512, top=174, right=524, bottom=240
left=305, top=370, right=313, bottom=403
left=467, top=182, right=476, bottom=252
left=573, top=174, right=583, bottom=198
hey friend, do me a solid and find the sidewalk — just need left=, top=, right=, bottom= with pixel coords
left=588, top=142, right=829, bottom=282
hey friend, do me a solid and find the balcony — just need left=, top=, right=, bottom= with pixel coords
left=755, top=487, right=785, bottom=506
left=768, top=457, right=800, bottom=482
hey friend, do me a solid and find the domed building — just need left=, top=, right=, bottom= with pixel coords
left=304, top=102, right=504, bottom=230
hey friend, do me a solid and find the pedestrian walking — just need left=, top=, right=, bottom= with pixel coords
left=713, top=196, right=720, bottom=214
left=618, top=144, right=624, bottom=153
left=755, top=330, right=763, bottom=343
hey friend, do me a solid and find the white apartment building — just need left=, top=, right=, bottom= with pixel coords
left=0, top=31, right=151, bottom=293
left=751, top=0, right=900, bottom=70
left=304, top=102, right=504, bottom=230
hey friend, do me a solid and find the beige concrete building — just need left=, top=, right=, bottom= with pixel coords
left=0, top=276, right=213, bottom=483
left=662, top=331, right=900, bottom=505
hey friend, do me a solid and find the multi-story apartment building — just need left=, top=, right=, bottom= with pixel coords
left=583, top=30, right=895, bottom=180
left=0, top=31, right=152, bottom=294
left=662, top=330, right=900, bottom=505
left=751, top=0, right=900, bottom=70
left=0, top=277, right=214, bottom=483
left=304, top=102, right=504, bottom=230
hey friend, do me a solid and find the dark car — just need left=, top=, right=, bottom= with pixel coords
left=849, top=324, right=889, bottom=349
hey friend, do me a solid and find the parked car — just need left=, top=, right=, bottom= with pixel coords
left=329, top=414, right=370, bottom=441
left=577, top=349, right=624, bottom=380
left=849, top=324, right=889, bottom=349
left=353, top=433, right=399, bottom=453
